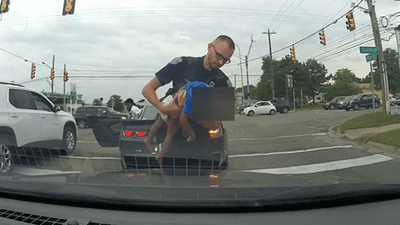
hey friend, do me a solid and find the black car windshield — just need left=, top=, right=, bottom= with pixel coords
left=1, top=0, right=400, bottom=209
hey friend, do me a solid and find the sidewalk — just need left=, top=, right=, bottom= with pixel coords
left=342, top=123, right=400, bottom=140
left=337, top=123, right=400, bottom=154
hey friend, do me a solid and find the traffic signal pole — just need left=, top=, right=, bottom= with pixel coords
left=366, top=0, right=387, bottom=114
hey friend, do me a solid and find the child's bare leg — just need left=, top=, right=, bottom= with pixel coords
left=156, top=118, right=179, bottom=163
left=144, top=115, right=165, bottom=154
left=180, top=113, right=195, bottom=142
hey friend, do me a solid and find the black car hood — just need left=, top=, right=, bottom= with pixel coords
left=1, top=170, right=399, bottom=208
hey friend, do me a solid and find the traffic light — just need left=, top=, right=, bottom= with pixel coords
left=50, top=69, right=55, bottom=80
left=62, top=0, right=76, bottom=15
left=319, top=30, right=326, bottom=45
left=63, top=71, right=68, bottom=82
left=290, top=45, right=296, bottom=61
left=0, top=0, right=10, bottom=13
left=30, top=63, right=36, bottom=79
left=346, top=12, right=355, bottom=31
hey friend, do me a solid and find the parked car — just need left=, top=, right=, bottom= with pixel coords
left=92, top=103, right=228, bottom=175
left=0, top=82, right=77, bottom=174
left=338, top=95, right=353, bottom=109
left=323, top=96, right=346, bottom=110
left=74, top=106, right=128, bottom=128
left=243, top=101, right=277, bottom=116
left=270, top=99, right=290, bottom=113
left=344, top=93, right=380, bottom=111
left=396, top=95, right=400, bottom=106
left=237, top=99, right=259, bottom=115
left=388, top=94, right=395, bottom=106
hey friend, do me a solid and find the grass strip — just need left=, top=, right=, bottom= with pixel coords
left=339, top=111, right=400, bottom=132
left=355, top=129, right=400, bottom=149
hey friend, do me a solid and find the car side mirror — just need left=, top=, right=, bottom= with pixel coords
left=254, top=105, right=258, bottom=108
left=54, top=106, right=61, bottom=112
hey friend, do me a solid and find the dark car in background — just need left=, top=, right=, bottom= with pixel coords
left=338, top=95, right=354, bottom=110
left=344, top=93, right=380, bottom=111
left=74, top=106, right=128, bottom=128
left=323, top=96, right=346, bottom=110
left=270, top=99, right=291, bottom=113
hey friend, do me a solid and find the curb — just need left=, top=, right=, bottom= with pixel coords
left=334, top=126, right=400, bottom=156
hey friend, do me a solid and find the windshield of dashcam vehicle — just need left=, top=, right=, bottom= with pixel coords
left=1, top=0, right=400, bottom=206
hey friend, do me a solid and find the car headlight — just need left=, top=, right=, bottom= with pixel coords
left=121, top=117, right=127, bottom=119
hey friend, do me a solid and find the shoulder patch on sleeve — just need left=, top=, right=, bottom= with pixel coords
left=170, top=57, right=183, bottom=65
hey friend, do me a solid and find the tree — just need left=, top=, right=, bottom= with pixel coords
left=301, top=59, right=328, bottom=101
left=236, top=85, right=256, bottom=98
left=92, top=98, right=102, bottom=106
left=106, top=94, right=124, bottom=112
left=323, top=69, right=362, bottom=101
left=383, top=48, right=400, bottom=95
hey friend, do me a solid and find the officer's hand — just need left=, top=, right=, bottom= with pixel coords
left=161, top=102, right=181, bottom=119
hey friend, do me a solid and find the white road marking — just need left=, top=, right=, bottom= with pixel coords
left=243, top=154, right=393, bottom=174
left=77, top=141, right=101, bottom=144
left=227, top=132, right=327, bottom=141
left=14, top=167, right=82, bottom=176
left=229, top=145, right=353, bottom=158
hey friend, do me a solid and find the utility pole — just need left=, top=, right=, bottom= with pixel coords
left=262, top=29, right=277, bottom=99
left=245, top=35, right=255, bottom=100
left=366, top=0, right=387, bottom=114
left=235, top=44, right=244, bottom=105
left=51, top=55, right=55, bottom=101
left=63, top=64, right=66, bottom=111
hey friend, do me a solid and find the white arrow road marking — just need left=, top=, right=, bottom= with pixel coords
left=229, top=145, right=353, bottom=158
left=243, top=154, right=393, bottom=174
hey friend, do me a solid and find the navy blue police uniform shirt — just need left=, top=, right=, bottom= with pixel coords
left=156, top=56, right=232, bottom=94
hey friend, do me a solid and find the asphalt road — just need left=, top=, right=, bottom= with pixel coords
left=11, top=105, right=400, bottom=185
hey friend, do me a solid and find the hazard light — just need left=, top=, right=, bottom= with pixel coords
left=209, top=128, right=220, bottom=137
left=123, top=130, right=133, bottom=137
left=135, top=131, right=147, bottom=137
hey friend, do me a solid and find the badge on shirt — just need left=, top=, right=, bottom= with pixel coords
left=170, top=57, right=183, bottom=65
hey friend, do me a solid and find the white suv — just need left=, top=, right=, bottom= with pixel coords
left=0, top=82, right=77, bottom=174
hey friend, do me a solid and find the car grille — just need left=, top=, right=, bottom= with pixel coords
left=123, top=154, right=225, bottom=176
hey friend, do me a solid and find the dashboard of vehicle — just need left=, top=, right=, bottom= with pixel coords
left=0, top=194, right=400, bottom=225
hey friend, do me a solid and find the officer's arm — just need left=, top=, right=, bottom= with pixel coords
left=142, top=77, right=181, bottom=118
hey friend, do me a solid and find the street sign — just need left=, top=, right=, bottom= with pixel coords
left=366, top=53, right=377, bottom=62
left=360, top=46, right=378, bottom=54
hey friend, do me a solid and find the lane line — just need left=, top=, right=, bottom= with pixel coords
left=243, top=154, right=393, bottom=174
left=227, top=132, right=327, bottom=141
left=229, top=145, right=353, bottom=158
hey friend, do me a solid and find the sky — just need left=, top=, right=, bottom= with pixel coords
left=1, top=0, right=399, bottom=104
